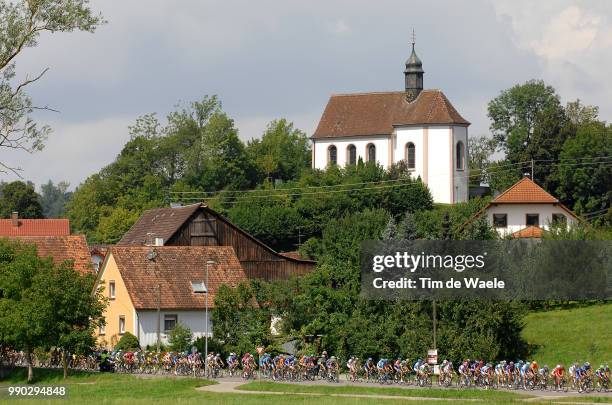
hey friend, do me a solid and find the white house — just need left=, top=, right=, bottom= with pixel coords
left=311, top=41, right=470, bottom=204
left=94, top=245, right=249, bottom=349
left=471, top=177, right=578, bottom=238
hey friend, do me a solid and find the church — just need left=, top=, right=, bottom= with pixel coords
left=311, top=41, right=470, bottom=204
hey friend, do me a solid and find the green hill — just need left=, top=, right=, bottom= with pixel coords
left=522, top=303, right=612, bottom=367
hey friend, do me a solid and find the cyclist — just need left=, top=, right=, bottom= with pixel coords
left=363, top=358, right=375, bottom=381
left=552, top=364, right=565, bottom=390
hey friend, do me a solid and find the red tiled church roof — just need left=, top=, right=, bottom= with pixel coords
left=0, top=218, right=70, bottom=236
left=15, top=235, right=93, bottom=275
left=312, top=90, right=469, bottom=139
left=109, top=246, right=249, bottom=310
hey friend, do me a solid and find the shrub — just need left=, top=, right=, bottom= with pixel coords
left=168, top=323, right=192, bottom=352
left=114, top=332, right=140, bottom=351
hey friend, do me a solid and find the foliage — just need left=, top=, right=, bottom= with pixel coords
left=167, top=323, right=193, bottom=353
left=412, top=198, right=493, bottom=240
left=113, top=332, right=140, bottom=351
left=467, top=135, right=497, bottom=186
left=39, top=180, right=72, bottom=218
left=0, top=0, right=104, bottom=173
left=246, top=119, right=311, bottom=183
left=0, top=238, right=106, bottom=381
left=556, top=123, right=612, bottom=216
left=0, top=180, right=44, bottom=218
left=211, top=282, right=271, bottom=355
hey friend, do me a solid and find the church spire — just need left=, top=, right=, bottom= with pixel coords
left=404, top=30, right=424, bottom=102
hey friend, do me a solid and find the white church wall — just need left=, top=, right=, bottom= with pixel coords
left=312, top=136, right=390, bottom=169
left=452, top=126, right=469, bottom=203
left=394, top=127, right=425, bottom=180
left=427, top=126, right=453, bottom=204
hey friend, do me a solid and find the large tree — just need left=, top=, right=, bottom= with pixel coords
left=0, top=0, right=103, bottom=174
left=39, top=180, right=72, bottom=218
left=246, top=119, right=311, bottom=183
left=0, top=180, right=43, bottom=218
left=0, top=239, right=105, bottom=381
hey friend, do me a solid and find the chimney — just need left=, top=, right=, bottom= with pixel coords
left=11, top=212, right=18, bottom=227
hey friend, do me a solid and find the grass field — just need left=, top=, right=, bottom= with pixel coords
left=237, top=380, right=528, bottom=401
left=522, top=303, right=612, bottom=367
left=0, top=368, right=555, bottom=404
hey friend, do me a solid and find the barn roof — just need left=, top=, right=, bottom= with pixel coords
left=312, top=89, right=469, bottom=139
left=108, top=246, right=248, bottom=310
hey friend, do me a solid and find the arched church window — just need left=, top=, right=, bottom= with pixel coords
left=406, top=142, right=416, bottom=169
left=456, top=141, right=465, bottom=170
left=347, top=144, right=357, bottom=165
left=328, top=145, right=337, bottom=165
left=367, top=143, right=376, bottom=163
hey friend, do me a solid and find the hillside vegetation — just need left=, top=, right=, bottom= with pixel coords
left=522, top=303, right=612, bottom=367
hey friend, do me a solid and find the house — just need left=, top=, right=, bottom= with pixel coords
left=311, top=40, right=470, bottom=204
left=94, top=245, right=249, bottom=349
left=89, top=244, right=109, bottom=274
left=0, top=212, right=93, bottom=275
left=470, top=177, right=578, bottom=238
left=117, top=203, right=316, bottom=281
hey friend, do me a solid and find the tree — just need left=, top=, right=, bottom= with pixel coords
left=39, top=180, right=72, bottom=218
left=0, top=238, right=106, bottom=382
left=167, top=323, right=192, bottom=353
left=0, top=0, right=104, bottom=174
left=35, top=259, right=106, bottom=378
left=0, top=180, right=43, bottom=218
left=246, top=119, right=311, bottom=182
left=557, top=123, right=612, bottom=215
left=114, top=332, right=140, bottom=351
left=468, top=135, right=497, bottom=186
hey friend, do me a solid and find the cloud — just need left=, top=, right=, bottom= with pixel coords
left=329, top=20, right=351, bottom=35
left=1, top=117, right=133, bottom=189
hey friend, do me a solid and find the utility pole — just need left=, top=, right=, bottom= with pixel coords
left=204, top=260, right=216, bottom=378
left=531, top=159, right=534, bottom=180
left=432, top=300, right=437, bottom=350
left=156, top=284, right=161, bottom=352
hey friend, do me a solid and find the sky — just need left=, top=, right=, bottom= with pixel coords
left=2, top=0, right=612, bottom=190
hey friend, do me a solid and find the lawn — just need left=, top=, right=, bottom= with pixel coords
left=522, top=302, right=612, bottom=367
left=0, top=367, right=549, bottom=404
left=237, top=380, right=528, bottom=401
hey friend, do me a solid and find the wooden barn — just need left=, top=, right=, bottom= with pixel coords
left=117, top=203, right=316, bottom=280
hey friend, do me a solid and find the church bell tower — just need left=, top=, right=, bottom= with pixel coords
left=404, top=32, right=424, bottom=102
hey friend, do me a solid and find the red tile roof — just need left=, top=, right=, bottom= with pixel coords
left=14, top=235, right=93, bottom=275
left=492, top=177, right=558, bottom=204
left=512, top=226, right=544, bottom=239
left=108, top=246, right=249, bottom=310
left=312, top=90, right=469, bottom=139
left=0, top=219, right=70, bottom=236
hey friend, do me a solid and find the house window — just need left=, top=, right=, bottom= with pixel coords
left=119, top=316, right=125, bottom=334
left=99, top=323, right=105, bottom=335
left=493, top=214, right=507, bottom=228
left=327, top=145, right=337, bottom=165
left=456, top=141, right=465, bottom=170
left=406, top=142, right=416, bottom=169
left=552, top=213, right=566, bottom=225
left=164, top=315, right=177, bottom=332
left=366, top=143, right=376, bottom=163
left=109, top=281, right=116, bottom=299
left=526, top=214, right=540, bottom=227
left=347, top=144, right=357, bottom=165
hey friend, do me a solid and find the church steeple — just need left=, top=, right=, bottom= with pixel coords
left=404, top=30, right=424, bottom=102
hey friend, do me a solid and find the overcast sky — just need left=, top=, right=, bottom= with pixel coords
left=2, top=0, right=611, bottom=190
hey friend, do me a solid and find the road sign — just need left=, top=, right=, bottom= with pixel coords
left=427, top=349, right=438, bottom=365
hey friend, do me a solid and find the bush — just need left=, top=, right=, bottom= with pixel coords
left=168, top=323, right=192, bottom=352
left=114, top=332, right=140, bottom=351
